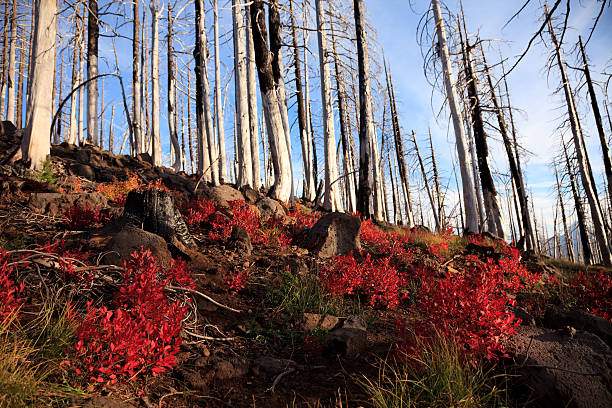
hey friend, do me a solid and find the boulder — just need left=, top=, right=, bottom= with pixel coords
left=303, top=212, right=361, bottom=258
left=227, top=227, right=252, bottom=257
left=102, top=225, right=173, bottom=269
left=69, top=163, right=95, bottom=180
left=301, top=313, right=340, bottom=332
left=504, top=325, right=612, bottom=408
left=199, top=184, right=244, bottom=209
left=342, top=315, right=367, bottom=331
left=255, top=197, right=287, bottom=221
left=28, top=192, right=108, bottom=218
left=324, top=328, right=367, bottom=358
left=240, top=186, right=260, bottom=203
left=544, top=306, right=612, bottom=347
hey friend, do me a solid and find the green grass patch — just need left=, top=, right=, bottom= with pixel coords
left=545, top=258, right=612, bottom=277
left=265, top=268, right=361, bottom=317
left=0, top=233, right=32, bottom=251
left=356, top=334, right=510, bottom=408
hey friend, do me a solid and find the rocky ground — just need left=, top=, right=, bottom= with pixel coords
left=1, top=122, right=611, bottom=408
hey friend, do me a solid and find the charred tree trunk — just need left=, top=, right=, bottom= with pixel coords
left=150, top=0, right=161, bottom=165
left=385, top=62, right=415, bottom=226
left=250, top=0, right=292, bottom=202
left=214, top=0, right=227, bottom=182
left=412, top=131, right=440, bottom=231
left=563, top=138, right=592, bottom=264
left=579, top=36, right=612, bottom=209
left=555, top=165, right=575, bottom=262
left=5, top=0, right=17, bottom=123
left=194, top=0, right=210, bottom=178
left=167, top=3, right=181, bottom=171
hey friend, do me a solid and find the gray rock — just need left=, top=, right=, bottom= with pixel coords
left=70, top=163, right=95, bottom=180
left=255, top=197, right=287, bottom=221
left=302, top=313, right=340, bottom=332
left=253, top=356, right=296, bottom=376
left=324, top=328, right=367, bottom=358
left=28, top=192, right=108, bottom=218
left=102, top=226, right=173, bottom=269
left=342, top=315, right=367, bottom=331
left=198, top=184, right=244, bottom=209
left=544, top=306, right=612, bottom=347
left=227, top=226, right=252, bottom=256
left=505, top=325, right=612, bottom=408
left=512, top=306, right=536, bottom=326
left=303, top=212, right=361, bottom=258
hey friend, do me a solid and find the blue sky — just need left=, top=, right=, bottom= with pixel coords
left=53, top=0, right=611, bottom=236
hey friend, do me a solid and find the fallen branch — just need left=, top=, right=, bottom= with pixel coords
left=166, top=285, right=242, bottom=313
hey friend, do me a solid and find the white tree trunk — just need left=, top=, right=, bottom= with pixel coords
left=150, top=0, right=161, bottom=165
left=233, top=0, right=253, bottom=188
left=245, top=9, right=261, bottom=190
left=431, top=0, right=479, bottom=233
left=5, top=0, right=17, bottom=123
left=86, top=0, right=99, bottom=146
left=197, top=0, right=218, bottom=184
left=78, top=39, right=85, bottom=144
left=316, top=0, right=342, bottom=212
left=132, top=0, right=142, bottom=154
left=250, top=0, right=292, bottom=202
left=214, top=0, right=228, bottom=182
left=303, top=31, right=315, bottom=200
left=22, top=0, right=56, bottom=169
left=167, top=3, right=181, bottom=171
left=67, top=6, right=81, bottom=145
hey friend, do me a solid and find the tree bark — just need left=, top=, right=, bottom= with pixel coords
left=193, top=0, right=210, bottom=178
left=579, top=36, right=612, bottom=209
left=213, top=0, right=227, bottom=181
left=431, top=0, right=478, bottom=233
left=290, top=0, right=315, bottom=201
left=547, top=7, right=611, bottom=264
left=385, top=62, right=414, bottom=226
left=86, top=0, right=99, bottom=146
left=5, top=0, right=17, bottom=123
left=246, top=8, right=261, bottom=190
left=150, top=0, right=161, bottom=165
left=21, top=0, right=56, bottom=169
left=250, top=0, right=292, bottom=202
left=132, top=0, right=142, bottom=154
left=167, top=3, right=181, bottom=171
left=354, top=0, right=380, bottom=219
left=459, top=27, right=505, bottom=238
left=555, top=166, right=574, bottom=261
left=233, top=0, right=253, bottom=188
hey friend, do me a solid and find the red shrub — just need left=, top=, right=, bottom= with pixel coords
left=225, top=267, right=250, bottom=293
left=73, top=249, right=192, bottom=383
left=209, top=200, right=264, bottom=243
left=183, top=198, right=217, bottom=226
left=405, top=255, right=521, bottom=360
left=321, top=252, right=405, bottom=309
left=64, top=204, right=111, bottom=229
left=569, top=270, right=612, bottom=321
left=0, top=248, right=23, bottom=320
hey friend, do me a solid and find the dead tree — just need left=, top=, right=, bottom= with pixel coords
left=22, top=0, right=57, bottom=169
left=150, top=0, right=161, bottom=165
left=250, top=0, right=292, bottom=201
left=563, top=136, right=592, bottom=264
left=459, top=23, right=505, bottom=239
left=4, top=0, right=17, bottom=123
left=166, top=2, right=181, bottom=171
left=555, top=165, right=575, bottom=261
left=547, top=6, right=611, bottom=265
left=579, top=36, right=612, bottom=208
left=431, top=0, right=479, bottom=232
left=429, top=129, right=445, bottom=227
left=385, top=61, right=415, bottom=226
left=233, top=0, right=253, bottom=188
left=246, top=8, right=261, bottom=190
left=290, top=0, right=314, bottom=200
left=412, top=131, right=440, bottom=231
left=194, top=0, right=211, bottom=178
left=214, top=0, right=227, bottom=181
left=86, top=0, right=99, bottom=146
left=132, top=0, right=142, bottom=154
